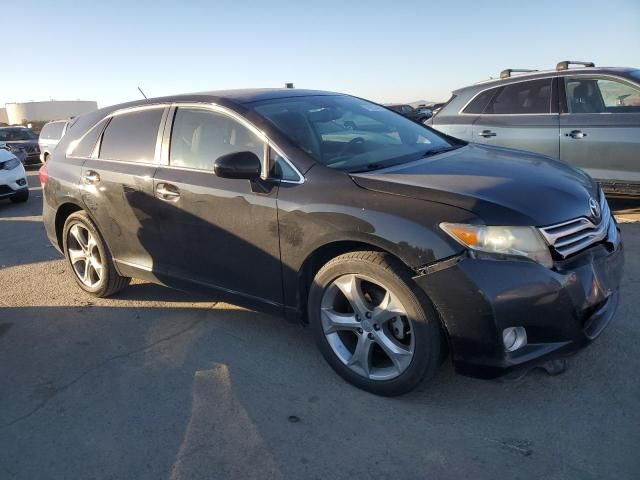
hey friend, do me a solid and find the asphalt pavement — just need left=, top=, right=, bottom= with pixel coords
left=1, top=170, right=639, bottom=479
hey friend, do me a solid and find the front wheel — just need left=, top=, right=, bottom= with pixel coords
left=308, top=251, right=442, bottom=396
left=62, top=211, right=130, bottom=297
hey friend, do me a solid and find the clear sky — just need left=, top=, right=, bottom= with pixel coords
left=3, top=0, right=639, bottom=108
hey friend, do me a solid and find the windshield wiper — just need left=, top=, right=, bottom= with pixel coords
left=349, top=164, right=385, bottom=173
left=421, top=146, right=458, bottom=158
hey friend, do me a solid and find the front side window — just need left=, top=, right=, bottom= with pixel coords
left=565, top=77, right=640, bottom=113
left=169, top=107, right=264, bottom=171
left=484, top=79, right=552, bottom=114
left=99, top=108, right=164, bottom=163
left=252, top=95, right=456, bottom=173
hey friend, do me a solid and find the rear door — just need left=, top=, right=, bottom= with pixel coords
left=471, top=78, right=560, bottom=158
left=81, top=105, right=168, bottom=273
left=560, top=75, right=640, bottom=187
left=151, top=105, right=283, bottom=307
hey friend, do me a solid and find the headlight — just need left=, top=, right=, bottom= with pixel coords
left=1, top=158, right=21, bottom=170
left=440, top=223, right=553, bottom=268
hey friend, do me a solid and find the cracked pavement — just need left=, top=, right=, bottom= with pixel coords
left=1, top=170, right=639, bottom=479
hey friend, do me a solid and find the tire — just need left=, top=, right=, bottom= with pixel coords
left=10, top=189, right=29, bottom=203
left=62, top=211, right=130, bottom=297
left=308, top=251, right=441, bottom=396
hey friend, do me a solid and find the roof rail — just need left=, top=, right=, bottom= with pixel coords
left=556, top=61, right=595, bottom=71
left=500, top=69, right=538, bottom=79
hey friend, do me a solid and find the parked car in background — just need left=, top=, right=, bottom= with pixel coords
left=0, top=147, right=29, bottom=203
left=386, top=104, right=432, bottom=124
left=39, top=119, right=71, bottom=162
left=428, top=62, right=640, bottom=196
left=0, top=126, right=41, bottom=165
left=41, top=89, right=622, bottom=395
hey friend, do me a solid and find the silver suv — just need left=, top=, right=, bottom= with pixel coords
left=39, top=119, right=70, bottom=163
left=429, top=62, right=640, bottom=196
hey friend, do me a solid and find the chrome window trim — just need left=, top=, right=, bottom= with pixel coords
left=160, top=102, right=305, bottom=184
left=67, top=104, right=169, bottom=160
left=458, top=76, right=555, bottom=116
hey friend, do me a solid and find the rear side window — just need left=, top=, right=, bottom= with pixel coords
left=169, top=107, right=264, bottom=171
left=72, top=119, right=108, bottom=158
left=484, top=79, right=552, bottom=114
left=462, top=88, right=497, bottom=114
left=99, top=108, right=164, bottom=163
left=42, top=122, right=65, bottom=140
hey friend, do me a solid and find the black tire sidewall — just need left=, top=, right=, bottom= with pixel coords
left=62, top=211, right=112, bottom=296
left=308, top=254, right=441, bottom=396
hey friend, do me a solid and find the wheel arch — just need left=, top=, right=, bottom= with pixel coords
left=54, top=201, right=87, bottom=251
left=295, top=239, right=414, bottom=323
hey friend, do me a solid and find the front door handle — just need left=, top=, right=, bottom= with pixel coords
left=478, top=130, right=497, bottom=138
left=566, top=130, right=587, bottom=139
left=82, top=170, right=100, bottom=185
left=156, top=183, right=180, bottom=201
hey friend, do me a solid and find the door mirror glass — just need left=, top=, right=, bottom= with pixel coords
left=214, top=151, right=262, bottom=180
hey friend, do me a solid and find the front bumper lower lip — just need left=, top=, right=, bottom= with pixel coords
left=414, top=237, right=624, bottom=379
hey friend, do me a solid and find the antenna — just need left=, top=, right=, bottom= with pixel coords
left=137, top=86, right=148, bottom=99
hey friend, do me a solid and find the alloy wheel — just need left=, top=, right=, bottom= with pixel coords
left=67, top=224, right=103, bottom=288
left=320, top=273, right=415, bottom=381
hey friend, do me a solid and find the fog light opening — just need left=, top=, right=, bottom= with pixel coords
left=17, top=178, right=27, bottom=186
left=503, top=327, right=527, bottom=352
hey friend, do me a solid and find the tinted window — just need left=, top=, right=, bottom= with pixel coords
left=169, top=107, right=264, bottom=171
left=72, top=119, right=108, bottom=158
left=463, top=88, right=497, bottom=114
left=565, top=77, right=640, bottom=113
left=253, top=95, right=456, bottom=173
left=99, top=108, right=164, bottom=162
left=484, top=79, right=552, bottom=114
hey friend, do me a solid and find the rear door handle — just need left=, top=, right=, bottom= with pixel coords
left=156, top=183, right=180, bottom=201
left=82, top=170, right=100, bottom=185
left=478, top=130, right=497, bottom=138
left=566, top=130, right=587, bottom=139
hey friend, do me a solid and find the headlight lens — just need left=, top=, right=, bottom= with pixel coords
left=440, top=223, right=553, bottom=268
left=1, top=158, right=21, bottom=170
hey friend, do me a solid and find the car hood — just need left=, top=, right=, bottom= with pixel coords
left=351, top=144, right=599, bottom=226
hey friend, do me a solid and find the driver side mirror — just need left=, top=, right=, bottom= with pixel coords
left=213, top=151, right=262, bottom=180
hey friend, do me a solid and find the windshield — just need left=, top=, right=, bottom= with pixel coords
left=0, top=128, right=38, bottom=141
left=252, top=95, right=459, bottom=172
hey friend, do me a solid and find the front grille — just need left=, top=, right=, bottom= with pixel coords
left=0, top=185, right=13, bottom=195
left=538, top=191, right=611, bottom=258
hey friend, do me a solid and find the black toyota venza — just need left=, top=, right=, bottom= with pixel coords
left=41, top=89, right=624, bottom=395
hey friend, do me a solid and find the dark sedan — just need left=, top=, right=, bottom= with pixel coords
left=40, top=89, right=623, bottom=395
left=0, top=126, right=41, bottom=165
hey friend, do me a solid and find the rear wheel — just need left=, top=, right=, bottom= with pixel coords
left=62, top=211, right=130, bottom=297
left=10, top=189, right=29, bottom=203
left=308, top=251, right=441, bottom=396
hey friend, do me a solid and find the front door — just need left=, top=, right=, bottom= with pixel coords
left=560, top=75, right=640, bottom=188
left=472, top=77, right=560, bottom=158
left=152, top=105, right=282, bottom=308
